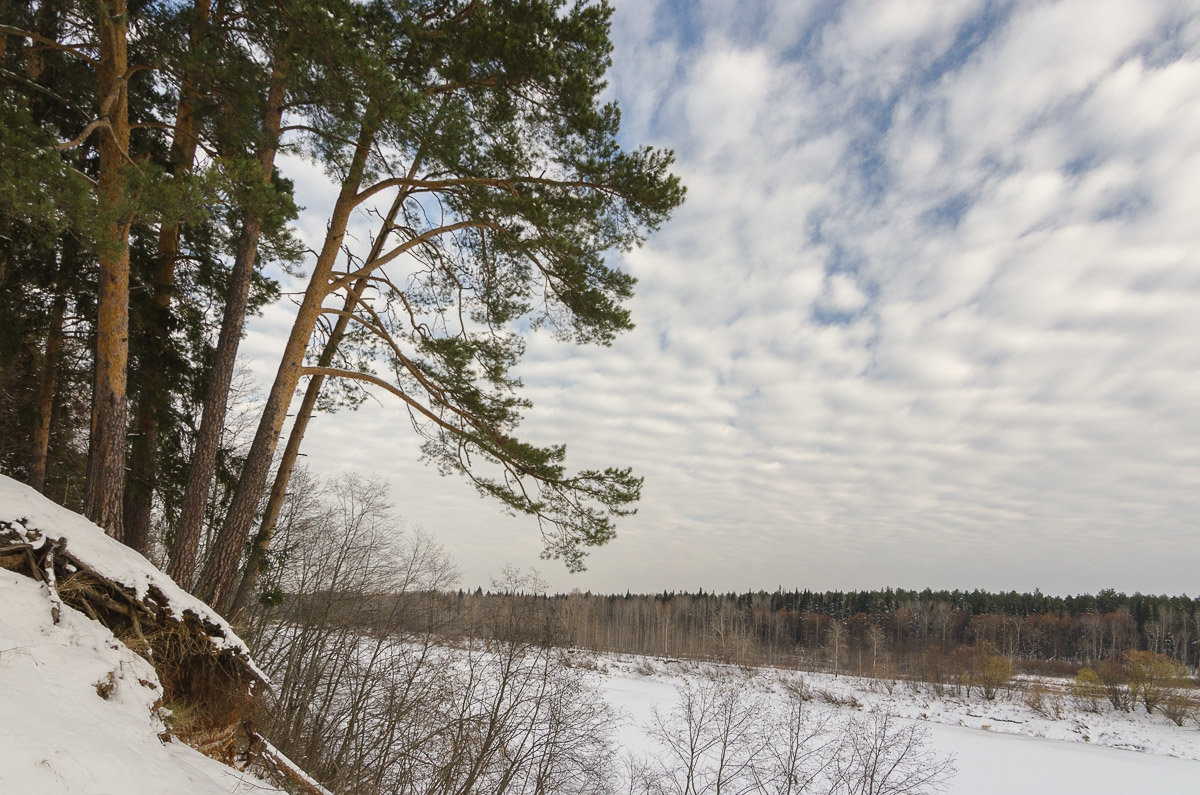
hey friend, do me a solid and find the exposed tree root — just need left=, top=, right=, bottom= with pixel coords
left=0, top=519, right=265, bottom=768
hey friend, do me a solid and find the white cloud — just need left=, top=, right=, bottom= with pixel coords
left=254, top=0, right=1200, bottom=597
left=819, top=273, right=871, bottom=315
left=682, top=47, right=774, bottom=161
left=823, top=0, right=980, bottom=88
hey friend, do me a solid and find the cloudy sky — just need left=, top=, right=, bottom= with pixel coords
left=249, top=0, right=1200, bottom=597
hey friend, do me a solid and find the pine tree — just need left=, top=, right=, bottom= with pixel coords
left=1, top=1, right=291, bottom=554
left=5, top=1, right=682, bottom=616
left=194, top=0, right=683, bottom=612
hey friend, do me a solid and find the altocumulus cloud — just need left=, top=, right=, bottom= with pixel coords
left=254, top=0, right=1200, bottom=596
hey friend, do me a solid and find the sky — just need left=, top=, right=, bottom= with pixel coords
left=245, top=0, right=1200, bottom=597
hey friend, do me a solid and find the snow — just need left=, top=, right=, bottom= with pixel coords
left=0, top=476, right=258, bottom=668
left=0, top=570, right=282, bottom=794
left=595, top=656, right=1200, bottom=794
left=926, top=724, right=1200, bottom=795
left=0, top=475, right=286, bottom=792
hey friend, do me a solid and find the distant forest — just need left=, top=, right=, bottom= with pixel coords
left=429, top=587, right=1200, bottom=675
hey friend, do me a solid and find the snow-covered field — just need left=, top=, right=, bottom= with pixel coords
left=5, top=598, right=1196, bottom=795
left=593, top=654, right=1200, bottom=794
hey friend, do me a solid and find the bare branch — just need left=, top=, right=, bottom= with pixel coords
left=0, top=25, right=99, bottom=67
left=56, top=117, right=110, bottom=151
left=327, top=220, right=490, bottom=291
left=299, top=365, right=456, bottom=435
left=354, top=173, right=615, bottom=206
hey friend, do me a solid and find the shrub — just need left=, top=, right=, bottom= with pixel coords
left=1126, top=651, right=1188, bottom=715
left=916, top=648, right=947, bottom=691
left=948, top=644, right=1011, bottom=700
left=816, top=687, right=862, bottom=709
left=1096, top=659, right=1132, bottom=711
left=1024, top=682, right=1066, bottom=720
left=948, top=646, right=979, bottom=697
left=780, top=673, right=813, bottom=702
left=1014, top=659, right=1080, bottom=679
left=1069, top=668, right=1104, bottom=713
left=1159, top=688, right=1199, bottom=727
left=869, top=666, right=901, bottom=695
left=979, top=655, right=1013, bottom=701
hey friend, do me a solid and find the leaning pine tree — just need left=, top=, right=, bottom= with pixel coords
left=192, top=0, right=684, bottom=613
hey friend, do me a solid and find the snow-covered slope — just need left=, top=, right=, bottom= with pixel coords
left=0, top=569, right=281, bottom=794
left=0, top=476, right=253, bottom=661
left=0, top=476, right=285, bottom=794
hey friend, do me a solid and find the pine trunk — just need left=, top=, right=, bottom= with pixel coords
left=195, top=115, right=376, bottom=613
left=124, top=0, right=210, bottom=557
left=168, top=61, right=286, bottom=588
left=29, top=292, right=66, bottom=493
left=84, top=0, right=131, bottom=541
left=224, top=278, right=363, bottom=618
left=228, top=194, right=402, bottom=617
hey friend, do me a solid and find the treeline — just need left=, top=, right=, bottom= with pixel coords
left=428, top=587, right=1200, bottom=674
left=250, top=474, right=1196, bottom=676
left=0, top=0, right=681, bottom=617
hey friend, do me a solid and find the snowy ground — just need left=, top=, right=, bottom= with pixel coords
left=593, top=654, right=1200, bottom=794
left=3, top=475, right=1198, bottom=793
left=0, top=476, right=285, bottom=794
left=0, top=477, right=257, bottom=664
left=0, top=570, right=282, bottom=794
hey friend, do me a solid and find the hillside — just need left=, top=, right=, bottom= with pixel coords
left=0, top=476, right=317, bottom=793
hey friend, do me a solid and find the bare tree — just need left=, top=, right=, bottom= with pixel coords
left=635, top=678, right=952, bottom=795
left=752, top=702, right=836, bottom=795
left=636, top=673, right=831, bottom=795
left=244, top=473, right=618, bottom=794
left=828, top=711, right=955, bottom=795
left=641, top=675, right=764, bottom=795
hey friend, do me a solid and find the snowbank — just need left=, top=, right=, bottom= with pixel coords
left=0, top=569, right=282, bottom=793
left=0, top=476, right=317, bottom=792
left=0, top=476, right=252, bottom=661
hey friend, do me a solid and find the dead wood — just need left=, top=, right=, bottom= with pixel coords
left=247, top=732, right=332, bottom=795
left=0, top=519, right=265, bottom=767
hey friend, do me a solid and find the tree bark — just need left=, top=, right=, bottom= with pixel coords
left=168, top=58, right=287, bottom=589
left=30, top=291, right=66, bottom=493
left=227, top=192, right=404, bottom=618
left=124, top=0, right=211, bottom=557
left=84, top=0, right=131, bottom=541
left=195, top=112, right=377, bottom=613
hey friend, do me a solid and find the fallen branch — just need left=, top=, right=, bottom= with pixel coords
left=43, top=538, right=64, bottom=624
left=249, top=732, right=332, bottom=795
